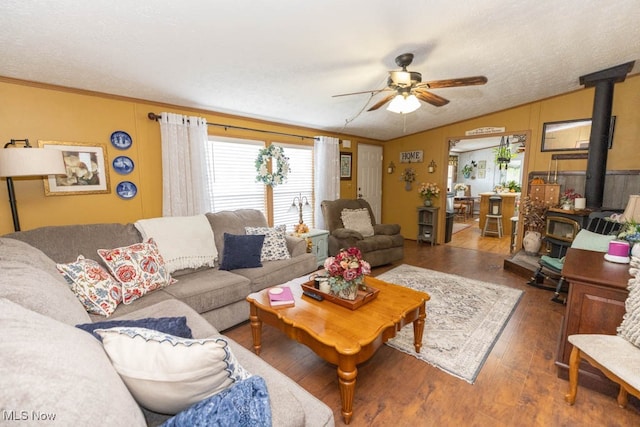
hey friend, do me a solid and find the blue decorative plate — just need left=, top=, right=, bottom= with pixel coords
left=116, top=181, right=137, bottom=199
left=112, top=156, right=134, bottom=175
left=111, top=131, right=132, bottom=150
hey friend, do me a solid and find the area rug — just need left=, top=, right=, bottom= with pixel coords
left=452, top=223, right=471, bottom=234
left=377, top=264, right=523, bottom=384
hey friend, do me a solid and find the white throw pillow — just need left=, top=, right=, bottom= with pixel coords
left=618, top=257, right=640, bottom=347
left=341, top=208, right=375, bottom=237
left=134, top=215, right=217, bottom=273
left=245, top=225, right=290, bottom=261
left=95, top=327, right=252, bottom=414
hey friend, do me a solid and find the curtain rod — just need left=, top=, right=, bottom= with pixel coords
left=147, top=112, right=317, bottom=141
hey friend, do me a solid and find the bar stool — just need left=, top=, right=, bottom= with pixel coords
left=510, top=216, right=519, bottom=252
left=483, top=196, right=503, bottom=237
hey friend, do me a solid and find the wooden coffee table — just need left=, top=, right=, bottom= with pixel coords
left=246, top=276, right=430, bottom=424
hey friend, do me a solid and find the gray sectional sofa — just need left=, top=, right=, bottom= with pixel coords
left=0, top=209, right=334, bottom=426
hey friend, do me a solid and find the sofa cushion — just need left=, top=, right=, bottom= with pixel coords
left=0, top=238, right=91, bottom=325
left=232, top=254, right=317, bottom=292
left=161, top=269, right=252, bottom=314
left=341, top=208, right=375, bottom=237
left=57, top=255, right=122, bottom=317
left=98, top=239, right=174, bottom=305
left=96, top=327, right=252, bottom=414
left=206, top=209, right=269, bottom=265
left=134, top=215, right=217, bottom=274
left=162, top=376, right=271, bottom=427
left=219, top=233, right=265, bottom=271
left=245, top=225, right=291, bottom=261
left=77, top=316, right=193, bottom=341
left=4, top=223, right=142, bottom=266
left=0, top=298, right=146, bottom=426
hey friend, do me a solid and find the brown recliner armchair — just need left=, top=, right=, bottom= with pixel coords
left=321, top=198, right=404, bottom=267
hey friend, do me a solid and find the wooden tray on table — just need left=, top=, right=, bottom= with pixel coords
left=300, top=278, right=379, bottom=310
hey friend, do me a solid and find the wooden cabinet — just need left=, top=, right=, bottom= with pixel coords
left=556, top=248, right=630, bottom=395
left=295, top=229, right=329, bottom=267
left=417, top=207, right=438, bottom=246
left=529, top=183, right=560, bottom=206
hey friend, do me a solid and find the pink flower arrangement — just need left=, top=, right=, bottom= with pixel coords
left=323, top=247, right=371, bottom=285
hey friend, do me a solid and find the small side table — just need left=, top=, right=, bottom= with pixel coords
left=417, top=206, right=439, bottom=246
left=293, top=228, right=329, bottom=267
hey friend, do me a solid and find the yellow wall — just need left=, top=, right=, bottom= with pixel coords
left=383, top=75, right=640, bottom=243
left=0, top=78, right=378, bottom=234
left=1, top=74, right=638, bottom=237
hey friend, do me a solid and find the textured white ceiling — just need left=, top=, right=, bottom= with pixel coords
left=0, top=0, right=638, bottom=141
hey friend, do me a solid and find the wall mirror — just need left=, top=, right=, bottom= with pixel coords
left=541, top=117, right=615, bottom=152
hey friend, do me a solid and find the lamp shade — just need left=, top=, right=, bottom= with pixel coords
left=0, top=147, right=66, bottom=177
left=622, top=195, right=640, bottom=223
left=387, top=94, right=421, bottom=114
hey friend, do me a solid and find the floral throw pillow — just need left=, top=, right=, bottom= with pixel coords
left=56, top=255, right=122, bottom=317
left=98, top=239, right=174, bottom=305
left=245, top=225, right=290, bottom=261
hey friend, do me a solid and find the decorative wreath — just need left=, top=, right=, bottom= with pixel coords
left=255, top=145, right=290, bottom=187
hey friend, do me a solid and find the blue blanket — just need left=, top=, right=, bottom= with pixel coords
left=161, top=376, right=272, bottom=427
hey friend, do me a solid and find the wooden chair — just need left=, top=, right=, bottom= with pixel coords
left=565, top=256, right=640, bottom=408
left=528, top=211, right=621, bottom=303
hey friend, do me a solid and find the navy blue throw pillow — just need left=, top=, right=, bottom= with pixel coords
left=219, top=233, right=265, bottom=271
left=76, top=316, right=193, bottom=341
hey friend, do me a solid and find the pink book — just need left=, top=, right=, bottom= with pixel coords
left=268, top=286, right=295, bottom=308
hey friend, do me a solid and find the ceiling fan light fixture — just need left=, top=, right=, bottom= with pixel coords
left=387, top=94, right=420, bottom=114
left=389, top=71, right=411, bottom=87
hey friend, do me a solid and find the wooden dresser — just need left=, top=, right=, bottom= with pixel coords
left=557, top=248, right=631, bottom=395
left=529, top=183, right=560, bottom=206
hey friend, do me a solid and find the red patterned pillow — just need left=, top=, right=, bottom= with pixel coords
left=57, top=255, right=122, bottom=316
left=98, top=239, right=174, bottom=305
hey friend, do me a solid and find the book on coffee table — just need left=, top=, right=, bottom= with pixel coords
left=267, top=286, right=295, bottom=308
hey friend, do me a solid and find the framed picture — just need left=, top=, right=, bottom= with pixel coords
left=38, top=141, right=110, bottom=195
left=340, top=152, right=352, bottom=180
left=541, top=116, right=616, bottom=151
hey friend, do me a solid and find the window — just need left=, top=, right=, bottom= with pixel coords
left=272, top=143, right=313, bottom=231
left=204, top=137, right=266, bottom=214
left=203, top=138, right=313, bottom=230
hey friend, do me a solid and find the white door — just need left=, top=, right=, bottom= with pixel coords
left=357, top=144, right=383, bottom=222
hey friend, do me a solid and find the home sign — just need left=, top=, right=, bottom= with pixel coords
left=399, top=150, right=423, bottom=163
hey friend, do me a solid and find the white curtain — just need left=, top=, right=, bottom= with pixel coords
left=159, top=112, right=210, bottom=216
left=314, top=136, right=340, bottom=229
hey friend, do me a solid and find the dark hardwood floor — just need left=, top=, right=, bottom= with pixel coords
left=225, top=234, right=640, bottom=426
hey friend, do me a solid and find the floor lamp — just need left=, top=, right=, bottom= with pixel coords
left=0, top=139, right=66, bottom=231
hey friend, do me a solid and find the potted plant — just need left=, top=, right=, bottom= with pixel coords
left=520, top=196, right=547, bottom=255
left=560, top=188, right=582, bottom=210
left=504, top=180, right=521, bottom=193
left=323, top=247, right=371, bottom=300
left=418, top=182, right=441, bottom=207
left=454, top=183, right=468, bottom=197
left=461, top=164, right=473, bottom=179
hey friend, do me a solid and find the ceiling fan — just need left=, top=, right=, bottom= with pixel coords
left=333, top=53, right=488, bottom=113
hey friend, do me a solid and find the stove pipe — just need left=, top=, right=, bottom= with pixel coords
left=579, top=61, right=634, bottom=209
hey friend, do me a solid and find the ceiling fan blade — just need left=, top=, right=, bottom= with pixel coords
left=416, top=76, right=488, bottom=89
left=367, top=93, right=397, bottom=111
left=332, top=88, right=391, bottom=98
left=414, top=89, right=449, bottom=107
